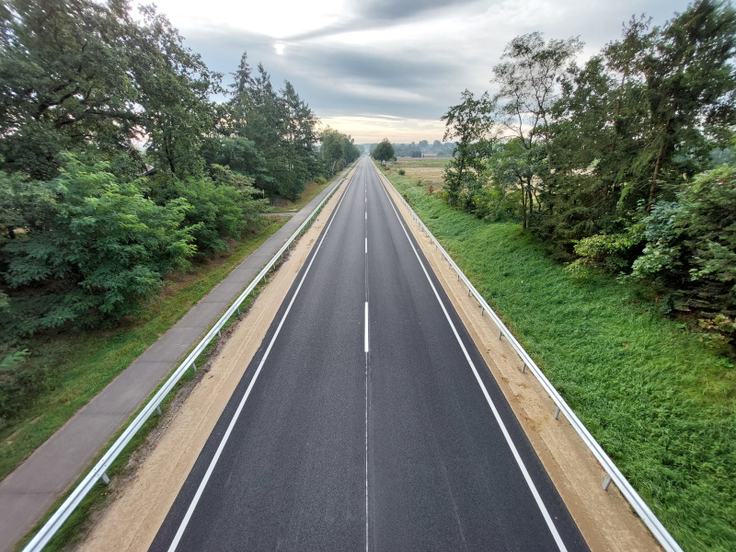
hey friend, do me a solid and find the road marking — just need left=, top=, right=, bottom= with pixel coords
left=375, top=170, right=569, bottom=552
left=365, top=237, right=368, bottom=255
left=165, top=177, right=355, bottom=552
left=364, top=302, right=369, bottom=353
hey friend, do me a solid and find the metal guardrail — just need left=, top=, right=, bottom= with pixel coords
left=376, top=168, right=683, bottom=552
left=22, top=170, right=351, bottom=552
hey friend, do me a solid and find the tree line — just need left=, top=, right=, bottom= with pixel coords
left=441, top=0, right=736, bottom=345
left=0, top=0, right=357, bottom=418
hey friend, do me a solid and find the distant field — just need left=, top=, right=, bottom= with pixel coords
left=387, top=158, right=448, bottom=192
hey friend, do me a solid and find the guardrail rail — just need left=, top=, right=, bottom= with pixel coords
left=23, top=169, right=351, bottom=552
left=376, top=166, right=683, bottom=552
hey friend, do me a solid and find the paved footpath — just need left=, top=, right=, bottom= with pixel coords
left=0, top=172, right=348, bottom=552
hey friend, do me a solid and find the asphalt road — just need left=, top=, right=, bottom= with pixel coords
left=150, top=157, right=589, bottom=551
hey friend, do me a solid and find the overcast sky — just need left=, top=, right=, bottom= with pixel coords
left=136, top=0, right=694, bottom=143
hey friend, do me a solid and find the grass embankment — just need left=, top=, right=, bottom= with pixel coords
left=0, top=218, right=286, bottom=482
left=271, top=178, right=332, bottom=213
left=382, top=161, right=736, bottom=552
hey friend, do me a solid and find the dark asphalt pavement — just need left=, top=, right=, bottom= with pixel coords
left=150, top=158, right=589, bottom=552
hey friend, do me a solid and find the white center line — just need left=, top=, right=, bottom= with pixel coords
left=365, top=237, right=368, bottom=255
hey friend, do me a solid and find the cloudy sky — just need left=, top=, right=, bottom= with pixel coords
left=136, top=0, right=694, bottom=143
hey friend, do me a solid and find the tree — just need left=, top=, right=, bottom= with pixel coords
left=0, top=0, right=141, bottom=179
left=371, top=138, right=395, bottom=166
left=440, top=90, right=494, bottom=206
left=492, top=32, right=583, bottom=157
left=1, top=156, right=195, bottom=334
left=636, top=0, right=736, bottom=212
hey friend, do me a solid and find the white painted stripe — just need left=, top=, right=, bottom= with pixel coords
left=167, top=178, right=355, bottom=552
left=364, top=302, right=369, bottom=353
left=365, top=354, right=369, bottom=552
left=365, top=237, right=368, bottom=255
left=376, top=176, right=569, bottom=552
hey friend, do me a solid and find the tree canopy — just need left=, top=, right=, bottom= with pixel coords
left=371, top=138, right=396, bottom=166
left=440, top=0, right=736, bottom=342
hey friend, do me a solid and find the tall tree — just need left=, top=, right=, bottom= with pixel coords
left=371, top=138, right=395, bottom=166
left=440, top=90, right=494, bottom=207
left=637, top=0, right=736, bottom=211
left=492, top=32, right=583, bottom=157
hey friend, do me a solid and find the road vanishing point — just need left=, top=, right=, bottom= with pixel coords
left=149, top=157, right=590, bottom=552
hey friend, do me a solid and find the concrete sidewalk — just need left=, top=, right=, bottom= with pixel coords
left=0, top=173, right=347, bottom=552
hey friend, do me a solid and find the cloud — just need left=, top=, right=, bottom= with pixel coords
left=285, top=0, right=489, bottom=41
left=148, top=0, right=696, bottom=142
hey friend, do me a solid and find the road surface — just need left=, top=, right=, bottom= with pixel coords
left=150, top=157, right=589, bottom=551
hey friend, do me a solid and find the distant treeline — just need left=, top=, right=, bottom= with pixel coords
left=441, top=0, right=736, bottom=346
left=362, top=140, right=456, bottom=158
left=0, top=0, right=359, bottom=417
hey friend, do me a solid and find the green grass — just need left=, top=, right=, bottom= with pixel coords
left=271, top=178, right=332, bottom=213
left=385, top=167, right=736, bottom=552
left=0, top=218, right=286, bottom=482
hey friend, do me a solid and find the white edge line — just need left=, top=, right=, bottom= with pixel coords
left=375, top=169, right=569, bottom=552
left=167, top=177, right=355, bottom=552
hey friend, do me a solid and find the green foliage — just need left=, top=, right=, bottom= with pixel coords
left=440, top=90, right=494, bottom=206
left=148, top=168, right=267, bottom=257
left=630, top=162, right=736, bottom=322
left=1, top=156, right=195, bottom=335
left=227, top=56, right=322, bottom=199
left=0, top=0, right=221, bottom=180
left=371, top=138, right=396, bottom=166
left=442, top=1, right=736, bottom=334
left=321, top=127, right=360, bottom=174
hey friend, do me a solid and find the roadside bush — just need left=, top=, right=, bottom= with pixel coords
left=1, top=156, right=195, bottom=335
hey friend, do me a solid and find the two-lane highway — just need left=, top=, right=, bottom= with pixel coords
left=150, top=157, right=589, bottom=551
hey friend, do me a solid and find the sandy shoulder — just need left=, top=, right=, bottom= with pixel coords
left=74, top=176, right=351, bottom=552
left=376, top=167, right=661, bottom=552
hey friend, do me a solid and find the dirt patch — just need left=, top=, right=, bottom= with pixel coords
left=376, top=168, right=662, bottom=552
left=73, top=175, right=352, bottom=552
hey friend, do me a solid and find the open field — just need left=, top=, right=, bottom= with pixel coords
left=381, top=165, right=736, bottom=552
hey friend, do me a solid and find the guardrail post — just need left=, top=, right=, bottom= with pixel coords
left=602, top=475, right=612, bottom=491
left=554, top=407, right=561, bottom=420
left=480, top=306, right=485, bottom=316
left=191, top=362, right=196, bottom=372
left=156, top=405, right=162, bottom=416
left=521, top=362, right=527, bottom=373
left=101, top=472, right=110, bottom=485
left=498, top=329, right=503, bottom=340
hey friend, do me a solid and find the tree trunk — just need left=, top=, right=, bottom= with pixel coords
left=647, top=137, right=667, bottom=213
left=611, top=72, right=627, bottom=154
left=6, top=226, right=16, bottom=239
left=520, top=179, right=527, bottom=230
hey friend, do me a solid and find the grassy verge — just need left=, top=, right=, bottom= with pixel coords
left=271, top=178, right=332, bottom=213
left=0, top=218, right=286, bottom=481
left=382, top=164, right=736, bottom=552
